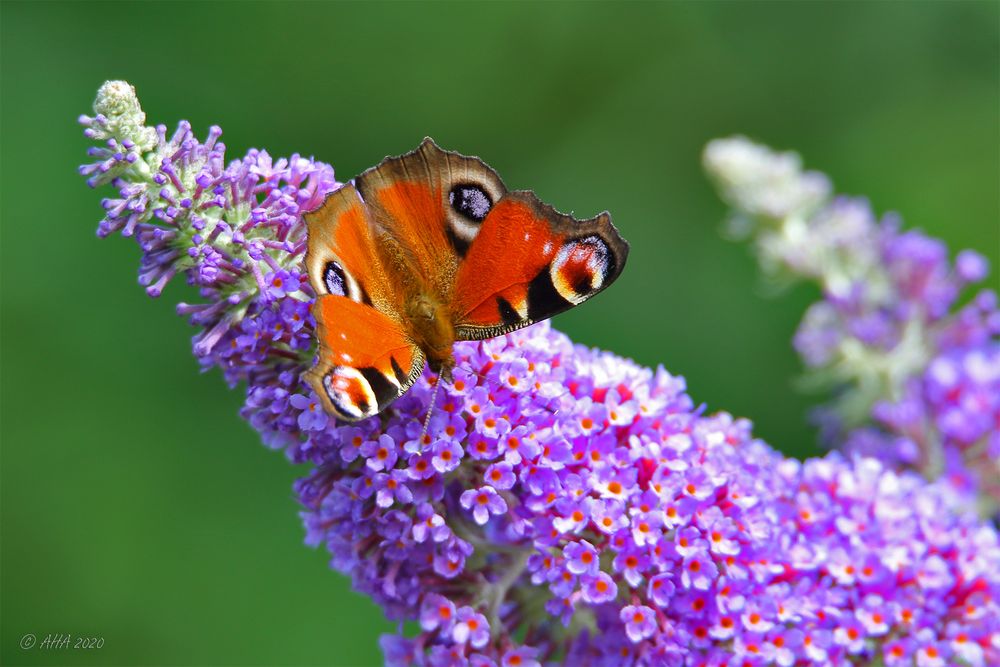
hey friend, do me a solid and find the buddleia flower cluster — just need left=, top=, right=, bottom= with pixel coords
left=81, top=82, right=1000, bottom=666
left=79, top=80, right=338, bottom=395
left=704, top=137, right=1000, bottom=517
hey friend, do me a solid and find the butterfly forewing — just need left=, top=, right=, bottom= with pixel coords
left=452, top=191, right=628, bottom=340
left=354, top=139, right=507, bottom=296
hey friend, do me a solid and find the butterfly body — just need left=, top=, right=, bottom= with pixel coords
left=404, top=292, right=456, bottom=379
left=304, top=139, right=628, bottom=421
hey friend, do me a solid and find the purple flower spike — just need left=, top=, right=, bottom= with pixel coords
left=705, top=135, right=1000, bottom=516
left=83, top=85, right=1000, bottom=666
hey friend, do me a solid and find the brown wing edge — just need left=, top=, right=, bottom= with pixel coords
left=354, top=137, right=508, bottom=199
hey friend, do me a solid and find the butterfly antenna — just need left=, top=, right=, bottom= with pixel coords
left=420, top=375, right=442, bottom=444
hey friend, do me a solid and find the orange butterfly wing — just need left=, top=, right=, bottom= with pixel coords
left=303, top=185, right=425, bottom=420
left=303, top=295, right=424, bottom=420
left=452, top=191, right=628, bottom=339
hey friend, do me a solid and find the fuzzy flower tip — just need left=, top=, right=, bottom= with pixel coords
left=705, top=136, right=1000, bottom=517
left=78, top=80, right=339, bottom=392
left=82, top=84, right=1000, bottom=666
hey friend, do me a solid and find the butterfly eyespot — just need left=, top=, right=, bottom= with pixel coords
left=550, top=235, right=611, bottom=305
left=324, top=261, right=348, bottom=296
left=321, top=259, right=369, bottom=303
left=323, top=366, right=378, bottom=420
left=449, top=184, right=492, bottom=222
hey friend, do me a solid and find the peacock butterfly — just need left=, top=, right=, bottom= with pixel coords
left=303, top=138, right=629, bottom=420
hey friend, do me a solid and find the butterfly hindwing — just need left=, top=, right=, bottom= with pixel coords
left=304, top=184, right=424, bottom=421
left=452, top=190, right=629, bottom=340
left=304, top=296, right=425, bottom=420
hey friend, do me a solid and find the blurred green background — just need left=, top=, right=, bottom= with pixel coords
left=2, top=1, right=997, bottom=665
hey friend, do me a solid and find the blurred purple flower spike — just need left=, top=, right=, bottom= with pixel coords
left=705, top=136, right=1000, bottom=518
